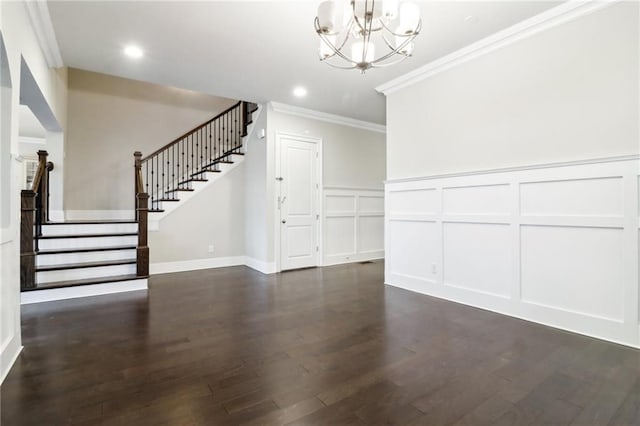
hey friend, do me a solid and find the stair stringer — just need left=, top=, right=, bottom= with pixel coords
left=148, top=104, right=262, bottom=232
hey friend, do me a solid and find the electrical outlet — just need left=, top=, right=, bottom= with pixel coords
left=431, top=263, right=437, bottom=274
left=208, top=245, right=214, bottom=253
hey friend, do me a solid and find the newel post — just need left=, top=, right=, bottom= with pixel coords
left=136, top=192, right=149, bottom=277
left=134, top=151, right=149, bottom=277
left=20, top=190, right=36, bottom=290
left=36, top=150, right=49, bottom=224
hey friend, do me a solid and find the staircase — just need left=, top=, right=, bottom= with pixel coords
left=21, top=101, right=259, bottom=303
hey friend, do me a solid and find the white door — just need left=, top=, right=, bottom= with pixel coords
left=279, top=136, right=319, bottom=271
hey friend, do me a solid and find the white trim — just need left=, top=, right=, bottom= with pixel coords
left=324, top=253, right=384, bottom=267
left=243, top=104, right=264, bottom=154
left=324, top=185, right=384, bottom=191
left=269, top=102, right=386, bottom=134
left=18, top=136, right=45, bottom=145
left=65, top=210, right=135, bottom=221
left=245, top=257, right=277, bottom=274
left=376, top=0, right=619, bottom=95
left=49, top=210, right=64, bottom=222
left=385, top=154, right=640, bottom=184
left=20, top=279, right=148, bottom=304
left=0, top=340, right=22, bottom=385
left=23, top=0, right=64, bottom=68
left=150, top=256, right=245, bottom=275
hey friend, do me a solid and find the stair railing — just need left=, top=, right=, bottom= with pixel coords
left=132, top=100, right=257, bottom=277
left=137, top=101, right=256, bottom=212
left=20, top=149, right=53, bottom=290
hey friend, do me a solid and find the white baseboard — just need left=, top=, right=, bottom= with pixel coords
left=323, top=252, right=385, bottom=267
left=49, top=210, right=64, bottom=221
left=245, top=257, right=277, bottom=274
left=0, top=335, right=22, bottom=385
left=65, top=210, right=135, bottom=221
left=21, top=279, right=148, bottom=304
left=150, top=256, right=246, bottom=275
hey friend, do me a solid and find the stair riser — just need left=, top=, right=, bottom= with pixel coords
left=38, top=236, right=138, bottom=250
left=41, top=223, right=138, bottom=236
left=36, top=249, right=137, bottom=267
left=36, top=264, right=137, bottom=284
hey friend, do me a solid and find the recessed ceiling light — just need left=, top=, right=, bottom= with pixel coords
left=293, top=86, right=307, bottom=98
left=124, top=45, right=144, bottom=59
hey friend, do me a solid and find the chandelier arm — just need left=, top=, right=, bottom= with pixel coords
left=316, top=19, right=357, bottom=64
left=352, top=0, right=367, bottom=35
left=320, top=60, right=359, bottom=70
left=370, top=55, right=412, bottom=68
left=379, top=19, right=422, bottom=37
left=370, top=48, right=410, bottom=65
left=379, top=31, right=415, bottom=58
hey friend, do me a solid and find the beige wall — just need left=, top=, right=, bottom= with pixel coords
left=65, top=68, right=237, bottom=211
left=386, top=2, right=639, bottom=179
left=149, top=165, right=245, bottom=263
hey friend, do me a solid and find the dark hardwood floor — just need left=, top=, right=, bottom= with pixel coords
left=2, top=261, right=640, bottom=425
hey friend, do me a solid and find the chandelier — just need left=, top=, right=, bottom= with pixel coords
left=314, top=0, right=421, bottom=73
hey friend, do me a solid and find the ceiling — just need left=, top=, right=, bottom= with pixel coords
left=48, top=1, right=562, bottom=124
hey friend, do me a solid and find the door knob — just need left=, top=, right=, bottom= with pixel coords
left=281, top=219, right=286, bottom=224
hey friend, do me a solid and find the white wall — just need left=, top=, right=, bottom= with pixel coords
left=0, top=1, right=68, bottom=383
left=265, top=106, right=386, bottom=268
left=148, top=164, right=245, bottom=272
left=386, top=1, right=639, bottom=179
left=384, top=2, right=640, bottom=346
left=243, top=107, right=270, bottom=271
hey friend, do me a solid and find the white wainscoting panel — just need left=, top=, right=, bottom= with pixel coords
left=443, top=222, right=512, bottom=299
left=520, top=225, right=625, bottom=322
left=324, top=188, right=384, bottom=265
left=386, top=157, right=640, bottom=347
left=443, top=184, right=510, bottom=215
left=520, top=177, right=624, bottom=217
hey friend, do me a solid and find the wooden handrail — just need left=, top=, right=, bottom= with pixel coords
left=141, top=101, right=242, bottom=161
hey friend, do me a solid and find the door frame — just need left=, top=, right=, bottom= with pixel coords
left=274, top=132, right=323, bottom=272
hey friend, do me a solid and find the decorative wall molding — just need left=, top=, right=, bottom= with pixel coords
left=323, top=185, right=384, bottom=191
left=385, top=157, right=639, bottom=347
left=20, top=279, right=148, bottom=305
left=23, top=1, right=64, bottom=68
left=150, top=256, right=246, bottom=275
left=269, top=102, right=386, bottom=134
left=386, top=154, right=640, bottom=184
left=376, top=0, right=619, bottom=95
left=324, top=187, right=384, bottom=266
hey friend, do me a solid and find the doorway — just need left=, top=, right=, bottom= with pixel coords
left=276, top=133, right=322, bottom=271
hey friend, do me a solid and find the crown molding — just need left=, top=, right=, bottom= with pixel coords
left=376, top=0, right=618, bottom=95
left=269, top=102, right=386, bottom=134
left=24, top=0, right=64, bottom=68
